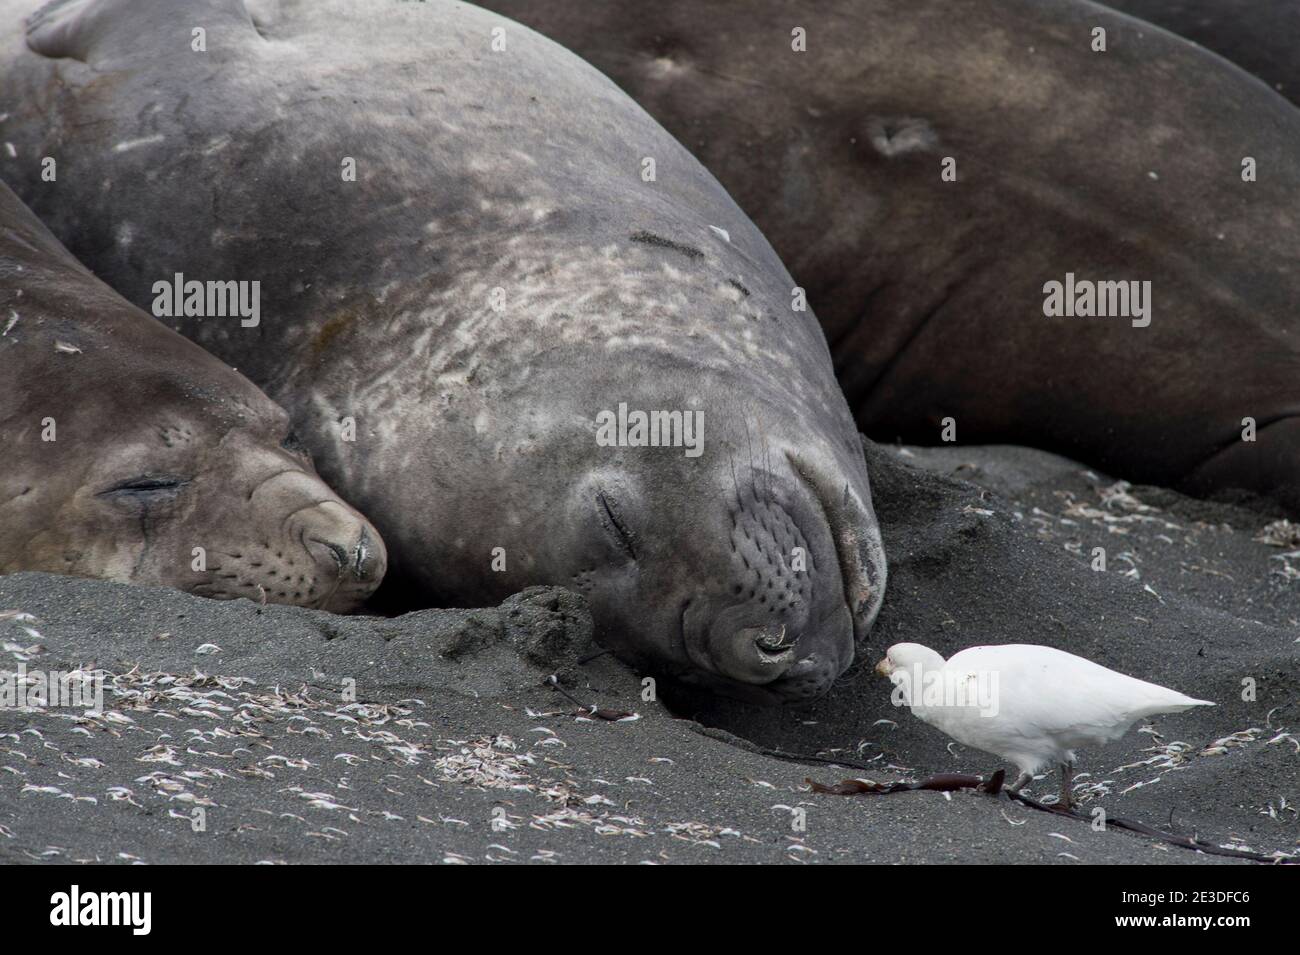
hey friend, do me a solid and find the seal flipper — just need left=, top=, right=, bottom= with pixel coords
left=26, top=0, right=261, bottom=68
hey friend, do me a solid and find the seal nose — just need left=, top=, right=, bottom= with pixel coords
left=299, top=501, right=388, bottom=603
left=709, top=622, right=802, bottom=685
left=349, top=526, right=381, bottom=581
left=319, top=526, right=380, bottom=580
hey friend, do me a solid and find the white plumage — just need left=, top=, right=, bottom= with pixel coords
left=875, top=642, right=1214, bottom=807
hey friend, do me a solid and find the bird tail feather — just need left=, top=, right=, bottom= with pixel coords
left=1138, top=694, right=1214, bottom=717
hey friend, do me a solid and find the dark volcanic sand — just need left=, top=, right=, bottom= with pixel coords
left=1, top=442, right=1295, bottom=864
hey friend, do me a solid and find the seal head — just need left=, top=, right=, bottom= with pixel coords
left=0, top=180, right=385, bottom=610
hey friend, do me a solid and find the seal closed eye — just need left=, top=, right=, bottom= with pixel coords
left=96, top=475, right=189, bottom=498
left=595, top=488, right=638, bottom=561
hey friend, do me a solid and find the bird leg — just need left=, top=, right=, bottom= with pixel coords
left=1058, top=762, right=1074, bottom=810
left=1007, top=771, right=1032, bottom=793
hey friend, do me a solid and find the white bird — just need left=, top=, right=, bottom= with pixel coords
left=875, top=642, right=1214, bottom=808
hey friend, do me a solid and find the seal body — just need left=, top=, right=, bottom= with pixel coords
left=1103, top=0, right=1300, bottom=104
left=479, top=0, right=1300, bottom=510
left=0, top=180, right=385, bottom=609
left=0, top=0, right=886, bottom=701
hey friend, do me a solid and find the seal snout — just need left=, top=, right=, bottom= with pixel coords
left=295, top=500, right=388, bottom=610
left=698, top=598, right=853, bottom=701
left=350, top=526, right=382, bottom=581
left=752, top=623, right=798, bottom=659
left=785, top=450, right=887, bottom=644
left=692, top=453, right=884, bottom=701
left=703, top=620, right=802, bottom=686
left=313, top=525, right=382, bottom=581
left=692, top=478, right=850, bottom=693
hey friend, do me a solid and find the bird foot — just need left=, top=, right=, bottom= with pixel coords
left=1006, top=771, right=1032, bottom=794
left=1057, top=762, right=1075, bottom=811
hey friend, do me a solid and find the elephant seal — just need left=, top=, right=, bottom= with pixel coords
left=0, top=0, right=886, bottom=702
left=0, top=178, right=386, bottom=610
left=1103, top=0, right=1300, bottom=105
left=478, top=0, right=1300, bottom=511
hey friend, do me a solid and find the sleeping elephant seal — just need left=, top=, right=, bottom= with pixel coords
left=0, top=0, right=886, bottom=702
left=1102, top=0, right=1300, bottom=105
left=477, top=0, right=1300, bottom=512
left=0, top=179, right=386, bottom=611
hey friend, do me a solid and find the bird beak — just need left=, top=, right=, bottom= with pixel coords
left=874, top=656, right=894, bottom=677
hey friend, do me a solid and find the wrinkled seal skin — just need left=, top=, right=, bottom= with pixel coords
left=480, top=0, right=1300, bottom=511
left=0, top=180, right=386, bottom=610
left=1103, top=0, right=1300, bottom=105
left=0, top=0, right=887, bottom=702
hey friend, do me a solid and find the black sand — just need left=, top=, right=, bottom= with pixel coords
left=1, top=442, right=1295, bottom=864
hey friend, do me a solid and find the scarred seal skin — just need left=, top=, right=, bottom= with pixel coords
left=0, top=179, right=386, bottom=611
left=0, top=0, right=886, bottom=702
left=479, top=0, right=1300, bottom=511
